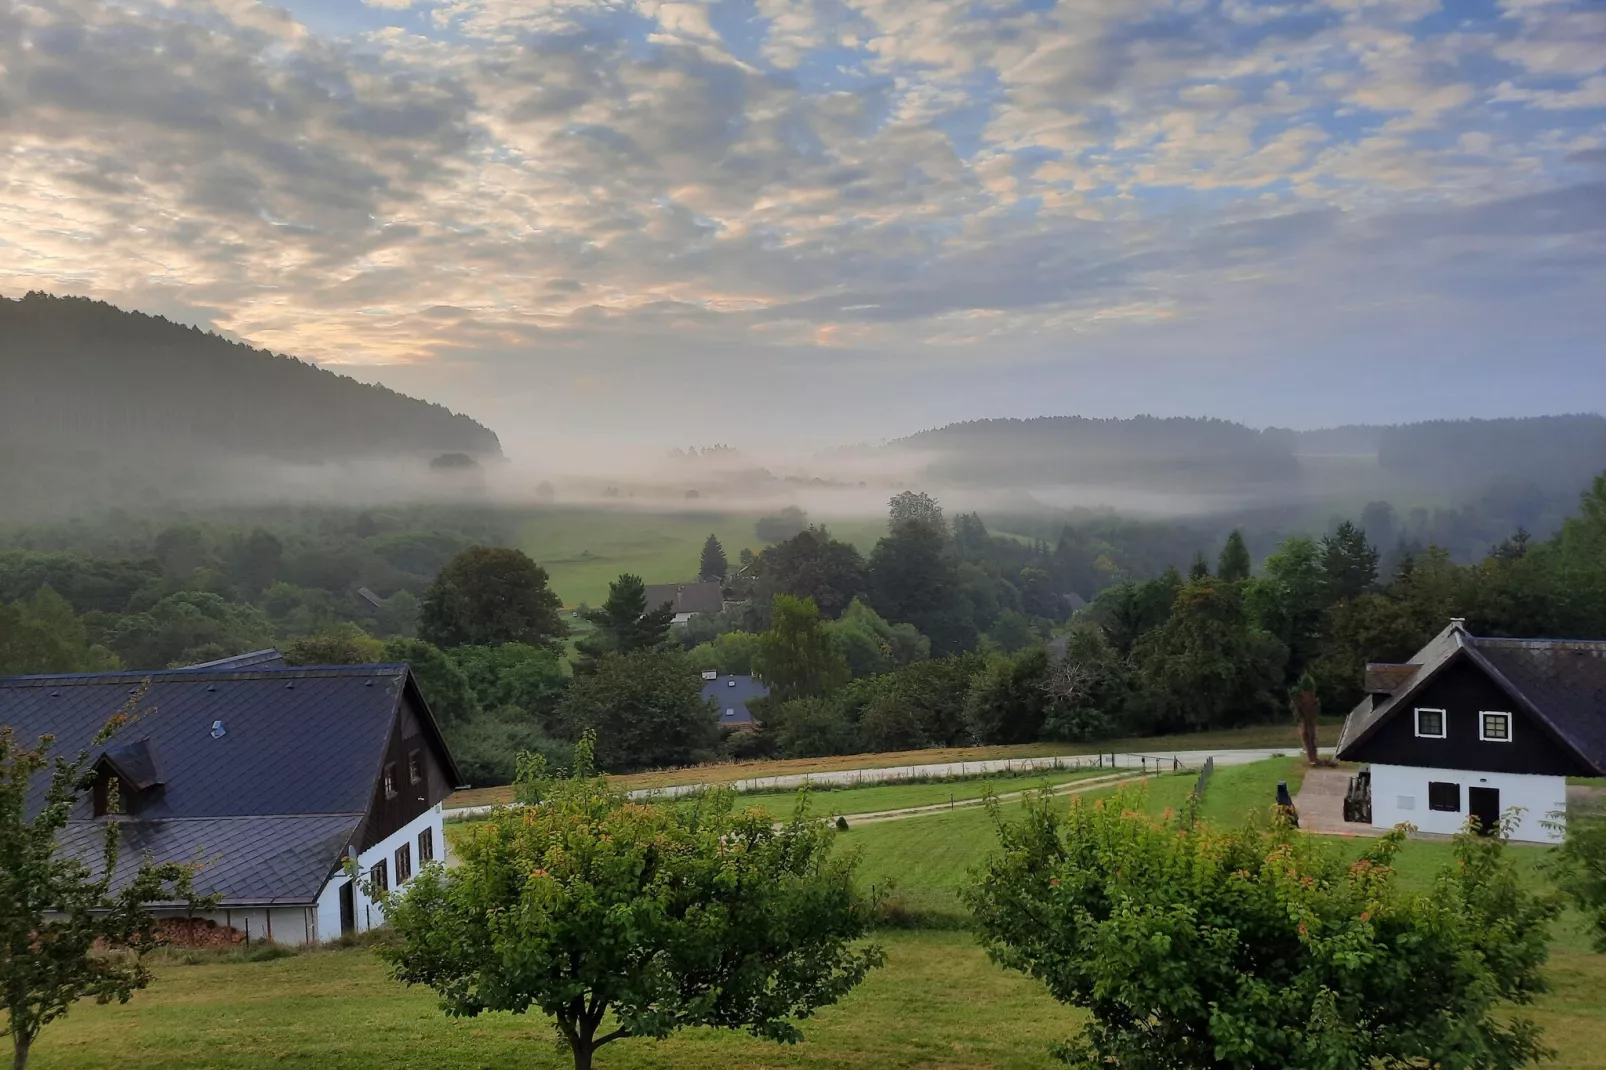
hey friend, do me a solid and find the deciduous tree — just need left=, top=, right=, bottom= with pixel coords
left=2, top=709, right=210, bottom=1070
left=379, top=737, right=882, bottom=1070
left=969, top=791, right=1560, bottom=1070
left=755, top=596, right=850, bottom=701
left=555, top=649, right=717, bottom=771
left=418, top=547, right=566, bottom=651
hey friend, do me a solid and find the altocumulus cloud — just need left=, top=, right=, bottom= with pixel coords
left=0, top=0, right=1602, bottom=444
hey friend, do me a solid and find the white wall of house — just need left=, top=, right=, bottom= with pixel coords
left=1369, top=763, right=1565, bottom=843
left=313, top=803, right=447, bottom=943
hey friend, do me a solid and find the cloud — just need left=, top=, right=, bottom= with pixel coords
left=0, top=0, right=1602, bottom=449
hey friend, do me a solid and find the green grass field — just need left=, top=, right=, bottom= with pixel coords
left=517, top=508, right=891, bottom=608
left=691, top=764, right=1118, bottom=818
left=36, top=756, right=1606, bottom=1069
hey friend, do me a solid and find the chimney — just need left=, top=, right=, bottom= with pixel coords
left=1449, top=617, right=1466, bottom=630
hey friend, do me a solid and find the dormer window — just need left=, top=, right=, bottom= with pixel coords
left=94, top=773, right=124, bottom=817
left=1480, top=712, right=1512, bottom=742
left=1415, top=708, right=1446, bottom=739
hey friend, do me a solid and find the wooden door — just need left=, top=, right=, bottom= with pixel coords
left=339, top=881, right=356, bottom=936
left=1468, top=786, right=1501, bottom=835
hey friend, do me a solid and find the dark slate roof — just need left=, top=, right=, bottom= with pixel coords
left=645, top=582, right=725, bottom=616
left=101, top=737, right=163, bottom=790
left=703, top=674, right=768, bottom=726
left=0, top=665, right=417, bottom=821
left=1, top=662, right=459, bottom=907
left=1337, top=622, right=1606, bottom=774
left=56, top=814, right=360, bottom=906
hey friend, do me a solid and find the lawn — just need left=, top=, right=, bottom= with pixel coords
left=30, top=932, right=1080, bottom=1070
left=41, top=754, right=1606, bottom=1070
left=446, top=721, right=1342, bottom=809
left=517, top=507, right=890, bottom=608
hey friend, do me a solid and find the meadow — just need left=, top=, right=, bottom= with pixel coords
left=34, top=755, right=1606, bottom=1070
left=446, top=720, right=1343, bottom=808
left=516, top=507, right=892, bottom=608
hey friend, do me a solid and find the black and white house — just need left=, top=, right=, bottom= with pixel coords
left=1336, top=619, right=1606, bottom=843
left=0, top=651, right=463, bottom=944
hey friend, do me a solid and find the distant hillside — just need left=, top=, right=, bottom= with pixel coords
left=892, top=416, right=1300, bottom=489
left=0, top=292, right=501, bottom=463
left=889, top=413, right=1606, bottom=506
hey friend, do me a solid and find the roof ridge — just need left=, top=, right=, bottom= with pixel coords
left=0, top=664, right=411, bottom=687
left=63, top=812, right=366, bottom=824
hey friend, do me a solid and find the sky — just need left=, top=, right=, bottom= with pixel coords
left=1, top=0, right=1603, bottom=457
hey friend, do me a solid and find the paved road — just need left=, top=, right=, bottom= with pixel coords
left=447, top=746, right=1332, bottom=818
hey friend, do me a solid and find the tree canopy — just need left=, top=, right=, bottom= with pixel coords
left=418, top=546, right=566, bottom=651
left=378, top=737, right=882, bottom=1070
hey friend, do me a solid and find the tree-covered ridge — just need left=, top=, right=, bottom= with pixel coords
left=888, top=413, right=1606, bottom=499
left=0, top=292, right=501, bottom=462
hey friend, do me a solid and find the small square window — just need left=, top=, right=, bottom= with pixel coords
left=370, top=859, right=389, bottom=894
left=1415, top=708, right=1446, bottom=738
left=408, top=749, right=423, bottom=785
left=418, top=827, right=434, bottom=864
left=395, top=843, right=413, bottom=883
left=383, top=763, right=398, bottom=799
left=1428, top=781, right=1461, bottom=812
left=1480, top=712, right=1512, bottom=742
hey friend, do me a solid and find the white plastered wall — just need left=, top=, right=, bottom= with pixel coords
left=313, top=803, right=447, bottom=942
left=1369, top=763, right=1565, bottom=843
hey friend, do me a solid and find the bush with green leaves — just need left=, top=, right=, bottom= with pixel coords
left=377, top=737, right=883, bottom=1070
left=967, top=791, right=1560, bottom=1070
left=1549, top=808, right=1606, bottom=952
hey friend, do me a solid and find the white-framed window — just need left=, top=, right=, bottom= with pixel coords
left=1479, top=711, right=1513, bottom=743
left=1414, top=707, right=1446, bottom=738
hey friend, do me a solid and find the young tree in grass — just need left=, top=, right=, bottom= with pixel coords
left=1548, top=810, right=1606, bottom=952
left=377, top=736, right=883, bottom=1070
left=1290, top=671, right=1321, bottom=766
left=698, top=534, right=728, bottom=582
left=418, top=546, right=567, bottom=651
left=968, top=791, right=1559, bottom=1070
left=1, top=707, right=210, bottom=1070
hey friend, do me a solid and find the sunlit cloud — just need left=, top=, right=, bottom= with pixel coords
left=0, top=0, right=1602, bottom=450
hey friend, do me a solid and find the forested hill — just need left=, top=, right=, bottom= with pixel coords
left=891, top=414, right=1606, bottom=498
left=0, top=292, right=501, bottom=462
left=891, top=417, right=1300, bottom=489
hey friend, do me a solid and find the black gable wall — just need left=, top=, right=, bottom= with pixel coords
left=1347, top=658, right=1594, bottom=776
left=358, top=694, right=457, bottom=851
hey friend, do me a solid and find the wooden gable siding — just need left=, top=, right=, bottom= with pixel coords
left=1344, top=658, right=1593, bottom=777
left=358, top=693, right=456, bottom=852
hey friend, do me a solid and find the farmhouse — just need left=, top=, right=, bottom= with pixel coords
left=1336, top=618, right=1606, bottom=843
left=643, top=580, right=726, bottom=625
left=0, top=651, right=462, bottom=945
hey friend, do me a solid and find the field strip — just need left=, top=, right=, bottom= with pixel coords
left=828, top=770, right=1165, bottom=827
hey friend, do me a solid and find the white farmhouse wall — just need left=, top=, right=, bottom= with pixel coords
left=1369, top=763, right=1565, bottom=843
left=314, top=803, right=447, bottom=943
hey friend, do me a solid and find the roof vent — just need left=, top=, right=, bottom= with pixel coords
left=285, top=682, right=295, bottom=690
left=206, top=685, right=217, bottom=693
left=49, top=690, right=60, bottom=698
left=210, top=720, right=226, bottom=739
left=1450, top=617, right=1467, bottom=629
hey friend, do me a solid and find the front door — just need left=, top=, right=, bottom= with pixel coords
left=1468, top=786, right=1501, bottom=835
left=339, top=880, right=356, bottom=936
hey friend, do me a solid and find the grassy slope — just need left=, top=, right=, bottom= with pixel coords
left=43, top=756, right=1606, bottom=1069
left=517, top=508, right=890, bottom=608
left=447, top=721, right=1341, bottom=808
left=32, top=932, right=1080, bottom=1070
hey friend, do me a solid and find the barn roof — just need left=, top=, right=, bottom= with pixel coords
left=644, top=581, right=725, bottom=616
left=1336, top=621, right=1606, bottom=774
left=0, top=661, right=460, bottom=905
